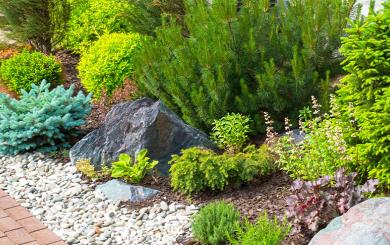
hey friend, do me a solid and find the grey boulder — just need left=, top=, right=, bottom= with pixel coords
left=70, top=97, right=215, bottom=174
left=96, top=179, right=159, bottom=202
left=309, top=198, right=390, bottom=245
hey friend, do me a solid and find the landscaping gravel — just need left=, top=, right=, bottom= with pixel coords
left=0, top=153, right=198, bottom=245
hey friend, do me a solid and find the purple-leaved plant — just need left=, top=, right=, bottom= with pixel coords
left=286, top=168, right=378, bottom=232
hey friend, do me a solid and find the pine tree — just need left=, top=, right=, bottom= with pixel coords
left=134, top=0, right=357, bottom=132
left=0, top=0, right=69, bottom=54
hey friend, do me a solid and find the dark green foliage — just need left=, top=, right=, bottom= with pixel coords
left=0, top=0, right=70, bottom=53
left=0, top=80, right=91, bottom=155
left=0, top=50, right=62, bottom=93
left=134, top=0, right=356, bottom=133
left=169, top=145, right=276, bottom=195
left=336, top=1, right=390, bottom=187
left=64, top=0, right=133, bottom=53
left=192, top=201, right=241, bottom=245
left=77, top=33, right=141, bottom=98
left=128, top=0, right=186, bottom=36
left=228, top=212, right=290, bottom=245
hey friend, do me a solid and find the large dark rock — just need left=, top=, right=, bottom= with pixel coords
left=70, top=98, right=215, bottom=174
left=309, top=198, right=390, bottom=245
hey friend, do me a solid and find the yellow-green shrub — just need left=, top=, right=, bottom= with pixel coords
left=78, top=33, right=141, bottom=99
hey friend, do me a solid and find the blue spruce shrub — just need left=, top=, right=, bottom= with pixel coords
left=0, top=80, right=92, bottom=155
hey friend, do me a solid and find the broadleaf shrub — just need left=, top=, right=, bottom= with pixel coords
left=192, top=201, right=240, bottom=245
left=64, top=0, right=133, bottom=53
left=336, top=0, right=390, bottom=188
left=169, top=145, right=275, bottom=195
left=210, top=113, right=252, bottom=153
left=0, top=50, right=62, bottom=93
left=111, top=149, right=158, bottom=184
left=134, top=0, right=357, bottom=132
left=78, top=33, right=141, bottom=99
left=286, top=168, right=378, bottom=232
left=228, top=212, right=290, bottom=245
left=0, top=80, right=91, bottom=154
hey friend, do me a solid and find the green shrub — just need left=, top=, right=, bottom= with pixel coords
left=169, top=145, right=275, bottom=195
left=128, top=0, right=186, bottom=36
left=192, top=201, right=240, bottom=245
left=111, top=149, right=158, bottom=184
left=134, top=0, right=356, bottom=133
left=272, top=96, right=352, bottom=181
left=211, top=113, right=252, bottom=153
left=78, top=33, right=141, bottom=99
left=228, top=212, right=290, bottom=245
left=64, top=0, right=132, bottom=53
left=0, top=80, right=91, bottom=155
left=0, top=0, right=69, bottom=53
left=336, top=1, right=390, bottom=188
left=76, top=159, right=111, bottom=180
left=0, top=50, right=62, bottom=93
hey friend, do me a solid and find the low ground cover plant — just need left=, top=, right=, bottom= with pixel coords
left=64, top=0, right=132, bottom=53
left=0, top=80, right=91, bottom=154
left=78, top=33, right=141, bottom=99
left=286, top=168, right=378, bottom=232
left=111, top=149, right=158, bottom=184
left=192, top=201, right=240, bottom=245
left=211, top=113, right=252, bottom=154
left=336, top=0, right=390, bottom=188
left=0, top=50, right=62, bottom=93
left=169, top=145, right=276, bottom=195
left=228, top=212, right=290, bottom=245
left=76, top=159, right=111, bottom=180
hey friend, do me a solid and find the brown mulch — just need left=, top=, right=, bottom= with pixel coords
left=121, top=171, right=312, bottom=245
left=55, top=50, right=138, bottom=132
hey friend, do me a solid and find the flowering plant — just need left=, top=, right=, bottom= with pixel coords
left=265, top=96, right=354, bottom=180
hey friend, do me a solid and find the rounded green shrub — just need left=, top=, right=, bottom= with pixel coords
left=211, top=113, right=252, bottom=153
left=169, top=145, right=276, bottom=195
left=0, top=50, right=61, bottom=93
left=64, top=0, right=133, bottom=53
left=228, top=212, right=290, bottom=245
left=78, top=33, right=141, bottom=99
left=192, top=201, right=240, bottom=245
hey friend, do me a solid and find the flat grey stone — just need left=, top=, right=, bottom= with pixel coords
left=96, top=179, right=160, bottom=202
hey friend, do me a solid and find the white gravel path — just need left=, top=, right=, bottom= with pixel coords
left=0, top=153, right=197, bottom=245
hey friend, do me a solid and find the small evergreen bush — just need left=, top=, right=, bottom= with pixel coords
left=0, top=0, right=69, bottom=53
left=192, top=201, right=240, bottom=245
left=0, top=50, right=62, bottom=94
left=111, top=150, right=158, bottom=184
left=169, top=145, right=275, bottom=195
left=336, top=0, right=390, bottom=187
left=0, top=80, right=91, bottom=155
left=134, top=0, right=357, bottom=132
left=78, top=33, right=141, bottom=99
left=228, top=212, right=290, bottom=245
left=64, top=0, right=132, bottom=53
left=211, top=113, right=252, bottom=153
